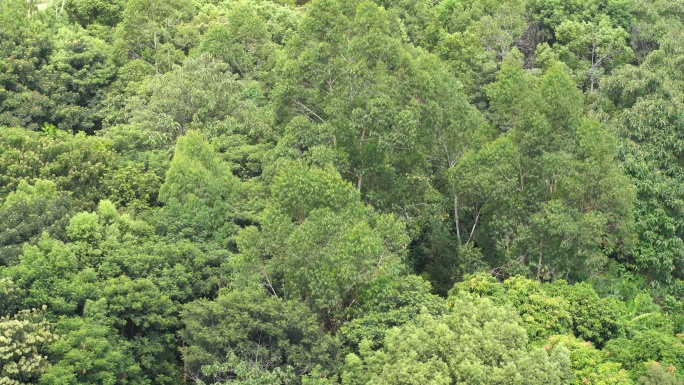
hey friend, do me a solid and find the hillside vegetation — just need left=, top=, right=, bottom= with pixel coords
left=2, top=0, right=684, bottom=384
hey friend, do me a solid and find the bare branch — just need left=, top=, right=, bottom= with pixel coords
left=294, top=99, right=325, bottom=123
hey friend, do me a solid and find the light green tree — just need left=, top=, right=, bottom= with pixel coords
left=342, top=293, right=573, bottom=385
left=0, top=308, right=58, bottom=385
left=547, top=335, right=633, bottom=385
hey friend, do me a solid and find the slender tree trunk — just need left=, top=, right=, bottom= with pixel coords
left=589, top=42, right=608, bottom=93
left=153, top=31, right=159, bottom=74
left=467, top=205, right=483, bottom=245
left=357, top=127, right=366, bottom=192
left=537, top=241, right=543, bottom=281
left=455, top=193, right=462, bottom=245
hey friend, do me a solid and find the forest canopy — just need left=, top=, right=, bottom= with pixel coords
left=2, top=0, right=684, bottom=383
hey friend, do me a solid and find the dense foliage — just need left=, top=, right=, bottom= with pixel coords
left=2, top=0, right=684, bottom=383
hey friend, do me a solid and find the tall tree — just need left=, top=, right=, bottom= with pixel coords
left=115, top=0, right=196, bottom=73
left=273, top=0, right=483, bottom=226
left=452, top=56, right=634, bottom=280
left=234, top=162, right=408, bottom=330
left=158, top=132, right=243, bottom=244
left=601, top=25, right=684, bottom=285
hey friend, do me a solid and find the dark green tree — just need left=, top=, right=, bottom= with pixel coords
left=181, top=288, right=338, bottom=383
left=157, top=131, right=243, bottom=244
